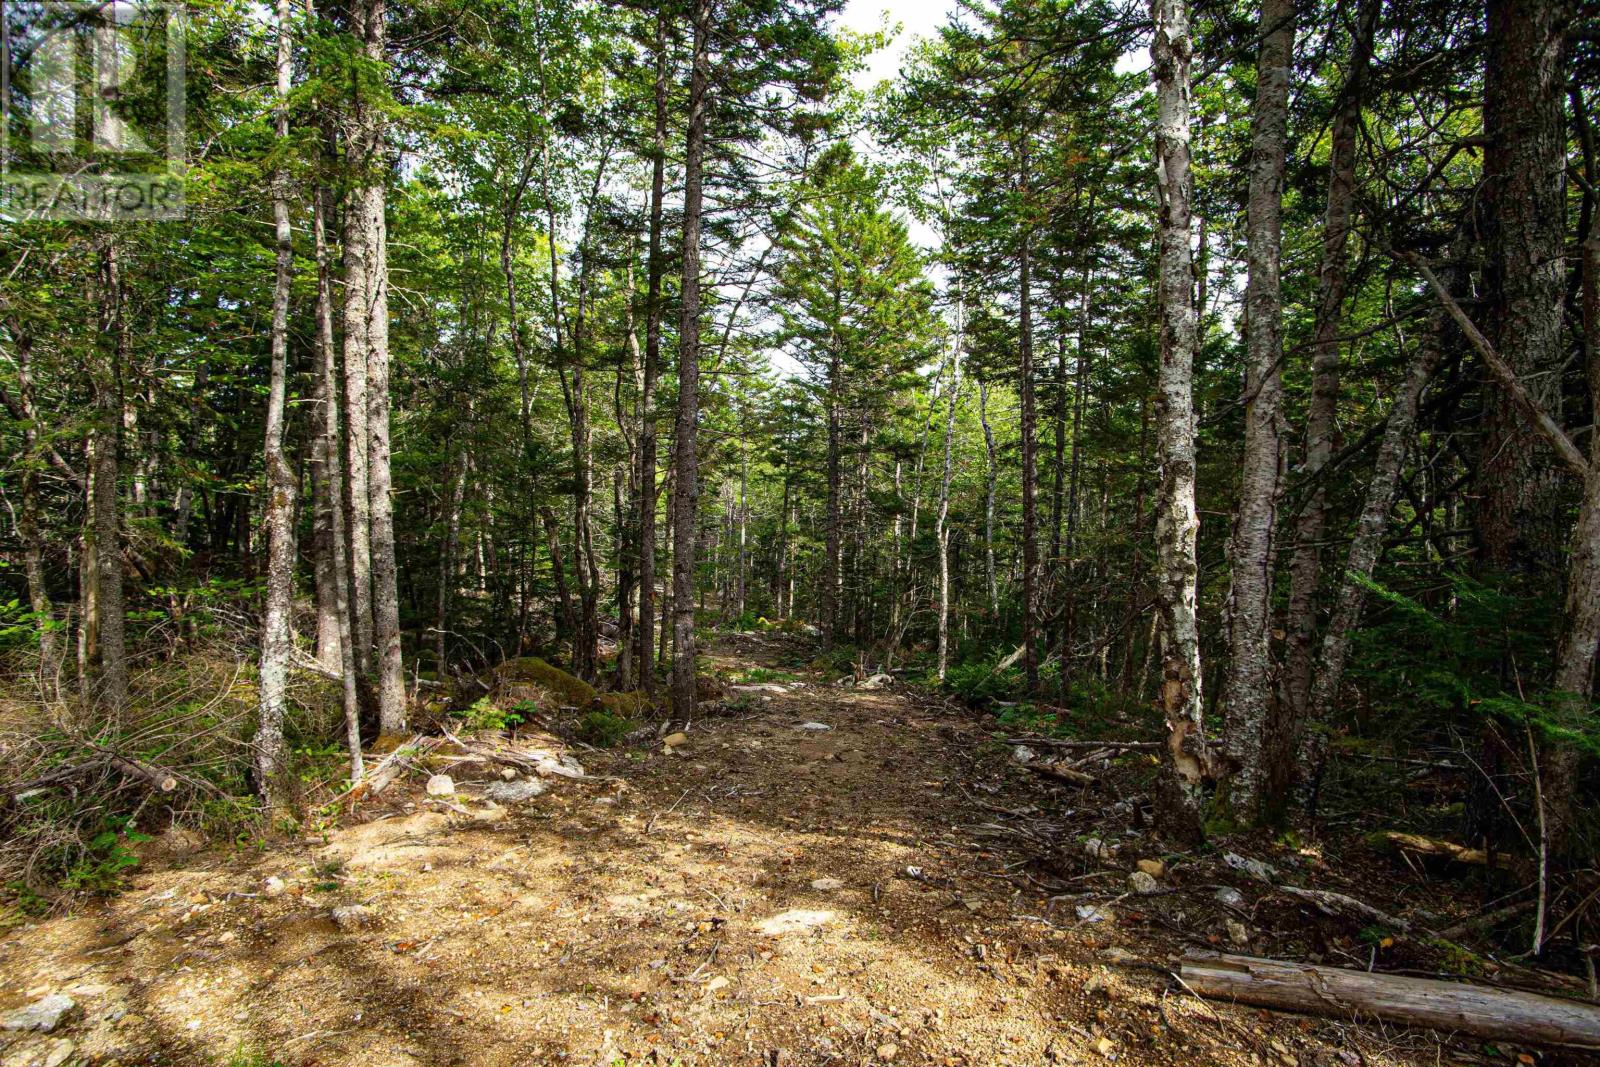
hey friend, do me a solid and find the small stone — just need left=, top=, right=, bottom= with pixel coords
left=484, top=778, right=548, bottom=803
left=1226, top=919, right=1250, bottom=946
left=876, top=1043, right=899, bottom=1061
left=857, top=673, right=893, bottom=691
left=756, top=909, right=834, bottom=936
left=795, top=721, right=831, bottom=731
left=329, top=904, right=378, bottom=931
left=2, top=994, right=77, bottom=1033
left=1136, top=858, right=1165, bottom=879
left=1224, top=852, right=1276, bottom=883
left=1095, top=1036, right=1117, bottom=1058
left=706, top=976, right=730, bottom=994
left=217, top=930, right=237, bottom=944
left=810, top=877, right=845, bottom=891
left=1214, top=887, right=1244, bottom=907
left=1012, top=745, right=1037, bottom=764
left=263, top=875, right=287, bottom=897
left=500, top=767, right=518, bottom=780
left=1075, top=904, right=1114, bottom=924
left=425, top=774, right=455, bottom=797
left=663, top=731, right=688, bottom=749
left=1128, top=870, right=1162, bottom=895
left=40, top=1038, right=76, bottom=1067
left=1083, top=837, right=1112, bottom=862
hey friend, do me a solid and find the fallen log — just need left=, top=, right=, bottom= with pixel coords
left=1380, top=831, right=1491, bottom=866
left=1021, top=761, right=1095, bottom=787
left=1275, top=884, right=1413, bottom=932
left=1180, top=952, right=1600, bottom=1048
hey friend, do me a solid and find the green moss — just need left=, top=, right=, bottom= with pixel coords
left=498, top=657, right=598, bottom=707
left=598, top=690, right=652, bottom=716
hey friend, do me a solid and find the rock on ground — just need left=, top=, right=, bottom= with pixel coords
left=2, top=995, right=76, bottom=1033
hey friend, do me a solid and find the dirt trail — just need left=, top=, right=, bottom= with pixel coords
left=1, top=633, right=1436, bottom=1067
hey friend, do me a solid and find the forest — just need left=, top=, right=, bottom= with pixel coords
left=3, top=0, right=1600, bottom=1061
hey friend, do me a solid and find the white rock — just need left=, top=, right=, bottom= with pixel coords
left=262, top=875, right=287, bottom=897
left=500, top=767, right=518, bottom=781
left=329, top=904, right=378, bottom=931
left=1075, top=904, right=1113, bottom=923
left=2, top=995, right=77, bottom=1033
left=1012, top=745, right=1038, bottom=764
left=1214, top=886, right=1244, bottom=907
left=795, top=722, right=832, bottom=732
left=1224, top=852, right=1276, bottom=883
left=1128, top=870, right=1162, bottom=895
left=484, top=778, right=547, bottom=803
left=810, top=877, right=845, bottom=891
left=857, top=673, right=893, bottom=691
left=425, top=774, right=455, bottom=797
left=1226, top=919, right=1250, bottom=945
left=755, top=909, right=834, bottom=936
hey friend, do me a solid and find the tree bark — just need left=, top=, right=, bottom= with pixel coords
left=936, top=288, right=964, bottom=680
left=1221, top=0, right=1294, bottom=821
left=89, top=230, right=128, bottom=714
left=1280, top=0, right=1378, bottom=735
left=1180, top=953, right=1600, bottom=1046
left=979, top=374, right=999, bottom=616
left=670, top=0, right=709, bottom=718
left=11, top=325, right=60, bottom=695
left=1018, top=143, right=1040, bottom=694
left=1472, top=0, right=1572, bottom=573
left=256, top=0, right=298, bottom=807
left=634, top=8, right=668, bottom=694
left=1150, top=0, right=1212, bottom=844
left=311, top=136, right=364, bottom=782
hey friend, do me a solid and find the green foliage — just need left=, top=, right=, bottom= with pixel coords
left=60, top=817, right=150, bottom=894
left=454, top=697, right=528, bottom=733
left=575, top=710, right=636, bottom=749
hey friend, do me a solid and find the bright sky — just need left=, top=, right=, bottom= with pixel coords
left=835, top=0, right=958, bottom=91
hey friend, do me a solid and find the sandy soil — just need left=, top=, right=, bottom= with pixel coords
left=0, top=632, right=1552, bottom=1066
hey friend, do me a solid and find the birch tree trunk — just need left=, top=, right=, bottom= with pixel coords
left=979, top=374, right=999, bottom=616
left=255, top=0, right=297, bottom=806
left=1150, top=0, right=1212, bottom=843
left=936, top=289, right=965, bottom=680
left=671, top=0, right=709, bottom=718
left=1220, top=0, right=1294, bottom=821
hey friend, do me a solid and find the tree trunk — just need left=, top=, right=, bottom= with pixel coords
left=12, top=326, right=60, bottom=695
left=979, top=374, right=999, bottom=616
left=1220, top=0, right=1294, bottom=821
left=1018, top=144, right=1040, bottom=694
left=1472, top=0, right=1572, bottom=573
left=1542, top=157, right=1600, bottom=853
left=824, top=344, right=845, bottom=646
left=670, top=0, right=709, bottom=718
left=1280, top=0, right=1379, bottom=736
left=1150, top=0, right=1212, bottom=844
left=634, top=11, right=668, bottom=693
left=1302, top=298, right=1449, bottom=801
left=89, top=230, right=128, bottom=713
left=350, top=0, right=404, bottom=734
left=936, top=288, right=965, bottom=680
left=256, top=0, right=298, bottom=807
left=311, top=140, right=364, bottom=782
left=1180, top=953, right=1600, bottom=1046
